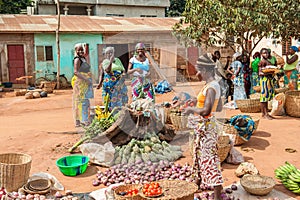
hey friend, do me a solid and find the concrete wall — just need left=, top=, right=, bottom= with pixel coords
left=34, top=33, right=102, bottom=82
left=0, top=34, right=34, bottom=84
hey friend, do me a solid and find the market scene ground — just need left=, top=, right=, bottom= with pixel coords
left=0, top=82, right=299, bottom=199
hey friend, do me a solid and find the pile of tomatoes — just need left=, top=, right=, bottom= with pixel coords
left=118, top=188, right=138, bottom=196
left=142, top=182, right=163, bottom=197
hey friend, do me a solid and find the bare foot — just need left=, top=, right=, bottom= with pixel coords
left=264, top=115, right=275, bottom=120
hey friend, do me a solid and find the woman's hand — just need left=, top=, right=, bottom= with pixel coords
left=135, top=68, right=142, bottom=73
left=182, top=107, right=195, bottom=115
left=96, top=82, right=102, bottom=89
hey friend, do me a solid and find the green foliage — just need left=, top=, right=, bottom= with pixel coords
left=0, top=0, right=33, bottom=14
left=166, top=0, right=187, bottom=17
left=173, top=0, right=300, bottom=54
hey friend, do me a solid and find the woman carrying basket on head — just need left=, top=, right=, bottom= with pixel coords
left=182, top=53, right=223, bottom=200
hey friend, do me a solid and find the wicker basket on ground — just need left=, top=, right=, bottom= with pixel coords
left=236, top=98, right=261, bottom=113
left=155, top=180, right=198, bottom=200
left=0, top=153, right=32, bottom=192
left=216, top=116, right=260, bottom=145
left=189, top=134, right=231, bottom=163
left=114, top=184, right=143, bottom=200
left=241, top=175, right=276, bottom=196
left=275, top=87, right=289, bottom=94
left=285, top=90, right=300, bottom=118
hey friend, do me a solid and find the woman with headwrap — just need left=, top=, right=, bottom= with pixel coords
left=97, top=46, right=128, bottom=111
left=72, top=43, right=94, bottom=127
left=183, top=53, right=223, bottom=200
left=227, top=52, right=247, bottom=109
left=242, top=54, right=251, bottom=98
left=127, top=43, right=155, bottom=102
left=258, top=48, right=276, bottom=120
left=283, top=46, right=299, bottom=90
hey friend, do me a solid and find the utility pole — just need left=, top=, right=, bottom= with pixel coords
left=55, top=0, right=61, bottom=89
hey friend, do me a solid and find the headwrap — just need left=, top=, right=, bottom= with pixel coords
left=135, top=43, right=145, bottom=50
left=290, top=46, right=299, bottom=52
left=196, top=53, right=215, bottom=69
left=104, top=46, right=114, bottom=54
left=232, top=52, right=242, bottom=60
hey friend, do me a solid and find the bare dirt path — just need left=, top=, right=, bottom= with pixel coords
left=0, top=83, right=299, bottom=199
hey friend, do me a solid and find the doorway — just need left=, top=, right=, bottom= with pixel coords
left=7, top=45, right=26, bottom=84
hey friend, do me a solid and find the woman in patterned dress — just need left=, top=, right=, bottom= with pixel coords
left=97, top=46, right=128, bottom=111
left=72, top=43, right=94, bottom=127
left=183, top=53, right=223, bottom=200
left=258, top=48, right=276, bottom=120
left=127, top=43, right=155, bottom=102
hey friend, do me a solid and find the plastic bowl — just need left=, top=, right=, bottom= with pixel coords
left=56, top=155, right=89, bottom=176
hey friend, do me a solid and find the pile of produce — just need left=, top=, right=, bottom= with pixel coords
left=112, top=132, right=182, bottom=165
left=93, top=160, right=195, bottom=186
left=275, top=161, right=300, bottom=194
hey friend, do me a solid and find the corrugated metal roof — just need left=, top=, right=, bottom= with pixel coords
left=0, top=15, right=180, bottom=33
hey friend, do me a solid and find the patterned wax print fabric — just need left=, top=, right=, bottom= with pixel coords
left=188, top=115, right=223, bottom=188
left=102, top=58, right=128, bottom=111
left=260, top=75, right=275, bottom=102
left=231, top=60, right=247, bottom=108
left=130, top=56, right=155, bottom=102
left=250, top=72, right=260, bottom=94
left=72, top=72, right=94, bottom=124
left=284, top=69, right=299, bottom=90
left=243, top=62, right=251, bottom=97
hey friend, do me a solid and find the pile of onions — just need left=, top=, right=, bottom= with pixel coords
left=93, top=160, right=196, bottom=186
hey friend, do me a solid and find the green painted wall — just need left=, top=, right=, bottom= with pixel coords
left=34, top=33, right=102, bottom=83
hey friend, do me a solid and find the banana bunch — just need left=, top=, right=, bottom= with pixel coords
left=275, top=161, right=300, bottom=194
left=95, top=105, right=110, bottom=120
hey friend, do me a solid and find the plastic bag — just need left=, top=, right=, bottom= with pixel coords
left=28, top=172, right=64, bottom=191
left=226, top=147, right=244, bottom=165
left=235, top=162, right=259, bottom=177
left=270, top=93, right=285, bottom=116
left=79, top=142, right=115, bottom=167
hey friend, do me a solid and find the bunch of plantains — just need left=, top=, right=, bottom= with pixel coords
left=275, top=161, right=300, bottom=194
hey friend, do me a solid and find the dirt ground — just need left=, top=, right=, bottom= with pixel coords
left=0, top=82, right=299, bottom=199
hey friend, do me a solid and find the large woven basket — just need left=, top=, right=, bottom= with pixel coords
left=114, top=184, right=144, bottom=200
left=0, top=153, right=32, bottom=192
left=216, top=116, right=260, bottom=145
left=275, top=87, right=289, bottom=94
left=170, top=112, right=189, bottom=131
left=156, top=180, right=198, bottom=200
left=241, top=175, right=276, bottom=196
left=189, top=134, right=231, bottom=163
left=285, top=90, right=300, bottom=118
left=236, top=99, right=261, bottom=113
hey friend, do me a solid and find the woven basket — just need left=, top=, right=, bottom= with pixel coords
left=236, top=98, right=261, bottom=113
left=114, top=184, right=144, bottom=200
left=241, top=175, right=276, bottom=196
left=189, top=134, right=231, bottom=163
left=275, top=87, right=289, bottom=94
left=285, top=90, right=300, bottom=118
left=216, top=116, right=260, bottom=145
left=0, top=153, right=32, bottom=192
left=170, top=112, right=189, bottom=131
left=156, top=180, right=198, bottom=200
left=253, top=86, right=261, bottom=93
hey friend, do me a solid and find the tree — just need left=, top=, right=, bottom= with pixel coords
left=173, top=0, right=300, bottom=54
left=0, top=0, right=33, bottom=14
left=166, top=0, right=186, bottom=17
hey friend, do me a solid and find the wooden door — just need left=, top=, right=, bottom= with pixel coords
left=187, top=46, right=198, bottom=75
left=7, top=45, right=25, bottom=84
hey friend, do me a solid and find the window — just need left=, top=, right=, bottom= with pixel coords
left=36, top=46, right=53, bottom=61
left=282, top=38, right=292, bottom=55
left=140, top=15, right=157, bottom=17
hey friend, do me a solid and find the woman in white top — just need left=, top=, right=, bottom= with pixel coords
left=127, top=43, right=155, bottom=102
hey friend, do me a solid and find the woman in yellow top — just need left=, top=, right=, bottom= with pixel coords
left=284, top=46, right=299, bottom=90
left=183, top=53, right=223, bottom=200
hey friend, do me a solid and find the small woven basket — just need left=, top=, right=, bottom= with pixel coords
left=285, top=90, right=300, bottom=118
left=253, top=86, right=261, bottom=93
left=241, top=175, right=276, bottom=196
left=170, top=112, right=190, bottom=131
left=236, top=98, right=261, bottom=113
left=114, top=184, right=143, bottom=200
left=216, top=116, right=260, bottom=145
left=0, top=153, right=32, bottom=192
left=189, top=134, right=231, bottom=163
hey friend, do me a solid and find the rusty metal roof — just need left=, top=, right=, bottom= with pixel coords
left=0, top=15, right=180, bottom=33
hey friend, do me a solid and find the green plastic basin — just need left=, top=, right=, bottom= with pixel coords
left=56, top=155, right=89, bottom=176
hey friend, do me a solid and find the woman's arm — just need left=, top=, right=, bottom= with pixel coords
left=96, top=64, right=104, bottom=89
left=105, top=54, right=114, bottom=74
left=127, top=59, right=142, bottom=74
left=183, top=88, right=216, bottom=117
left=286, top=54, right=298, bottom=65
